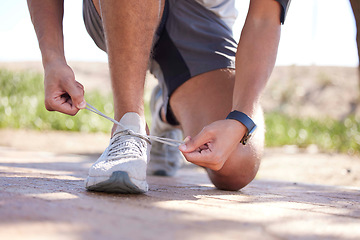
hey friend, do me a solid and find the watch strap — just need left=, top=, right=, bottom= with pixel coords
left=226, top=110, right=257, bottom=145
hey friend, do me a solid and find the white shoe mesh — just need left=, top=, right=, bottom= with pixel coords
left=107, top=130, right=147, bottom=161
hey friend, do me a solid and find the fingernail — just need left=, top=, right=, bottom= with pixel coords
left=184, top=136, right=191, bottom=143
left=78, top=100, right=86, bottom=109
left=179, top=144, right=187, bottom=151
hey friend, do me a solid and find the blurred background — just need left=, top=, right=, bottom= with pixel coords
left=0, top=0, right=357, bottom=65
left=0, top=0, right=359, bottom=159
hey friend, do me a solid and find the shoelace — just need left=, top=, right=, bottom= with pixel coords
left=85, top=103, right=185, bottom=147
left=108, top=132, right=145, bottom=159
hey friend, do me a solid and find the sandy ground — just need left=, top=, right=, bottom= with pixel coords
left=0, top=136, right=360, bottom=240
left=0, top=128, right=359, bottom=188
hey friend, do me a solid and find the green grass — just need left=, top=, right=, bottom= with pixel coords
left=0, top=68, right=116, bottom=132
left=1, top=68, right=359, bottom=155
left=265, top=112, right=360, bottom=155
left=0, top=68, right=151, bottom=133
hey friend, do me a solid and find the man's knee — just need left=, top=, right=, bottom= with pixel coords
left=208, top=151, right=262, bottom=191
left=208, top=108, right=265, bottom=191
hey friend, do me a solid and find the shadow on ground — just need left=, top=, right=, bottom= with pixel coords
left=0, top=148, right=359, bottom=240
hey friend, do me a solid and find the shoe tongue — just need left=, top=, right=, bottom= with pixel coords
left=116, top=112, right=146, bottom=135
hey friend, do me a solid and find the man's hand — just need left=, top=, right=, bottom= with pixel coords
left=27, top=0, right=85, bottom=116
left=179, top=119, right=246, bottom=171
left=44, top=61, right=86, bottom=116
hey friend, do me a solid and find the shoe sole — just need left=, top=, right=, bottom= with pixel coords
left=85, top=171, right=147, bottom=194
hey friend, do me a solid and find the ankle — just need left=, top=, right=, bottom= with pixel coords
left=111, top=112, right=148, bottom=136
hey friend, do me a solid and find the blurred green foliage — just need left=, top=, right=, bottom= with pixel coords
left=0, top=68, right=116, bottom=132
left=265, top=112, right=360, bottom=155
left=0, top=68, right=359, bottom=154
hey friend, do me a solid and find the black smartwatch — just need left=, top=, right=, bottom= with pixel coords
left=226, top=110, right=257, bottom=145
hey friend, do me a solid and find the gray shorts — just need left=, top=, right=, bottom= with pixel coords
left=83, top=0, right=238, bottom=124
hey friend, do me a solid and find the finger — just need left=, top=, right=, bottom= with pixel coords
left=182, top=146, right=222, bottom=170
left=59, top=93, right=80, bottom=115
left=47, top=93, right=80, bottom=116
left=179, top=127, right=214, bottom=153
left=184, top=142, right=213, bottom=162
left=63, top=80, right=86, bottom=109
left=57, top=105, right=79, bottom=116
left=182, top=144, right=211, bottom=163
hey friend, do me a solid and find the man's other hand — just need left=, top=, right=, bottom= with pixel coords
left=44, top=61, right=86, bottom=116
left=179, top=119, right=246, bottom=171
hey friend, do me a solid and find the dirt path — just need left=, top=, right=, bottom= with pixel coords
left=1, top=129, right=359, bottom=187
left=0, top=141, right=359, bottom=240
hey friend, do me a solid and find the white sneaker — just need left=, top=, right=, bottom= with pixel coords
left=147, top=85, right=185, bottom=176
left=85, top=112, right=150, bottom=193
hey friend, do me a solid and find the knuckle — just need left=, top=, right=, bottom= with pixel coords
left=79, top=86, right=85, bottom=95
left=61, top=107, right=78, bottom=116
left=201, top=126, right=213, bottom=136
left=72, top=82, right=84, bottom=94
left=45, top=106, right=54, bottom=112
left=44, top=100, right=54, bottom=111
left=76, top=81, right=85, bottom=90
left=69, top=110, right=78, bottom=116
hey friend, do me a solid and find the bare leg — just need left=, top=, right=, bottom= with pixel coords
left=171, top=69, right=265, bottom=190
left=95, top=0, right=163, bottom=126
left=84, top=1, right=165, bottom=194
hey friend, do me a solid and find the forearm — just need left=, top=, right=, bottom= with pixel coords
left=27, top=0, right=85, bottom=115
left=27, top=0, right=66, bottom=65
left=233, top=2, right=281, bottom=117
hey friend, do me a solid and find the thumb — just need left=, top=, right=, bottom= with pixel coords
left=179, top=129, right=213, bottom=153
left=64, top=80, right=86, bottom=109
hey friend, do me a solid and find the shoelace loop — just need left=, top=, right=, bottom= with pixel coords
left=116, top=129, right=152, bottom=145
left=108, top=131, right=145, bottom=159
left=85, top=103, right=184, bottom=147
